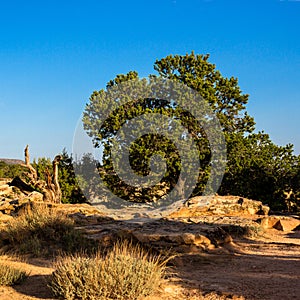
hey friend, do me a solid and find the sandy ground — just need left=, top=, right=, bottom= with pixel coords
left=0, top=229, right=299, bottom=300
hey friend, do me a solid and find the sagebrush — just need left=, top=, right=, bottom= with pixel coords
left=0, top=263, right=28, bottom=286
left=49, top=240, right=170, bottom=300
left=2, top=203, right=95, bottom=256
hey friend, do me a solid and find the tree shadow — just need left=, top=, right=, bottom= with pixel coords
left=13, top=274, right=54, bottom=299
left=174, top=249, right=300, bottom=300
left=286, top=228, right=300, bottom=240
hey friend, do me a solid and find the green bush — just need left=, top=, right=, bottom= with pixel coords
left=220, top=132, right=300, bottom=212
left=0, top=263, right=28, bottom=286
left=0, top=161, right=25, bottom=179
left=49, top=241, right=170, bottom=300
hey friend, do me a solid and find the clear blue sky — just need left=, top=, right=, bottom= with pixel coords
left=0, top=0, right=299, bottom=160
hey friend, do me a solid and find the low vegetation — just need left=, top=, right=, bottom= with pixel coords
left=221, top=224, right=264, bottom=238
left=2, top=203, right=96, bottom=256
left=48, top=240, right=170, bottom=300
left=0, top=263, right=28, bottom=286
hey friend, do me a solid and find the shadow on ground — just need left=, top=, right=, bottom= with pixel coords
left=13, top=274, right=54, bottom=299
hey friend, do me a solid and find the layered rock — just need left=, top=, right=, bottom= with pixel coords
left=169, top=195, right=269, bottom=218
left=75, top=217, right=233, bottom=253
left=0, top=178, right=44, bottom=215
left=1, top=183, right=299, bottom=254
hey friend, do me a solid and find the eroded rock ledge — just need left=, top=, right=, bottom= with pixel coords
left=1, top=179, right=300, bottom=254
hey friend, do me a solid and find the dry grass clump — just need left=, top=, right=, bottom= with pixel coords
left=48, top=240, right=170, bottom=300
left=0, top=263, right=28, bottom=286
left=2, top=203, right=95, bottom=256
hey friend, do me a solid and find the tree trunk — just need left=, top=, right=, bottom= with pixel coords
left=10, top=145, right=62, bottom=203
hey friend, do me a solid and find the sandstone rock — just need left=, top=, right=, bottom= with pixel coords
left=25, top=191, right=44, bottom=202
left=0, top=184, right=13, bottom=196
left=69, top=212, right=112, bottom=225
left=259, top=216, right=278, bottom=229
left=0, top=190, right=273, bottom=256
left=170, top=195, right=269, bottom=218
left=0, top=178, right=11, bottom=186
left=0, top=197, right=44, bottom=215
left=273, top=218, right=300, bottom=232
left=55, top=203, right=108, bottom=217
left=260, top=216, right=300, bottom=232
left=0, top=211, right=13, bottom=223
left=0, top=199, right=16, bottom=214
left=75, top=217, right=237, bottom=253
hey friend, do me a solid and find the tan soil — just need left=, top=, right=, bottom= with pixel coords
left=0, top=228, right=299, bottom=300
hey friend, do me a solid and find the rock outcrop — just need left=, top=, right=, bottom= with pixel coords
left=74, top=217, right=233, bottom=253
left=0, top=177, right=44, bottom=215
left=1, top=177, right=299, bottom=254
left=169, top=195, right=270, bottom=218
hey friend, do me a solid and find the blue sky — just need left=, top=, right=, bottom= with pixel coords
left=0, top=0, right=299, bottom=160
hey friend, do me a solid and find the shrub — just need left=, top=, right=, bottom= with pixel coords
left=3, top=203, right=96, bottom=256
left=48, top=240, right=170, bottom=300
left=221, top=224, right=263, bottom=238
left=0, top=263, right=28, bottom=286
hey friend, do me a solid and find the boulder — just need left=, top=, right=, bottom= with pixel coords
left=0, top=178, right=29, bottom=202
left=169, top=195, right=269, bottom=218
left=0, top=198, right=32, bottom=215
left=260, top=216, right=300, bottom=232
left=0, top=198, right=16, bottom=214
left=273, top=218, right=300, bottom=232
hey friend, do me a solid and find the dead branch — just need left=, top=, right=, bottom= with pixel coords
left=21, top=145, right=38, bottom=181
left=10, top=146, right=62, bottom=204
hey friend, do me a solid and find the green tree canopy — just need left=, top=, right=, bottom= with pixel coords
left=220, top=132, right=299, bottom=211
left=82, top=52, right=299, bottom=212
left=82, top=52, right=251, bottom=203
left=154, top=52, right=255, bottom=134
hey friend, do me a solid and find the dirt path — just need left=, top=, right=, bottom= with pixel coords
left=0, top=229, right=299, bottom=300
left=0, top=256, right=54, bottom=300
left=175, top=243, right=300, bottom=299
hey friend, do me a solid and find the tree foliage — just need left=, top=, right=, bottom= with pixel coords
left=82, top=51, right=300, bottom=212
left=220, top=132, right=299, bottom=211
left=57, top=149, right=86, bottom=203
left=154, top=52, right=255, bottom=134
left=82, top=52, right=252, bottom=203
left=0, top=162, right=25, bottom=179
left=30, top=150, right=86, bottom=203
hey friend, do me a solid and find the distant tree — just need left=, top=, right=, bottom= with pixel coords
left=0, top=161, right=25, bottom=179
left=32, top=157, right=52, bottom=182
left=32, top=149, right=86, bottom=203
left=219, top=132, right=299, bottom=211
left=58, top=149, right=86, bottom=204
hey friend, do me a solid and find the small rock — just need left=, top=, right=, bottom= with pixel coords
left=273, top=218, right=300, bottom=232
left=260, top=216, right=300, bottom=232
